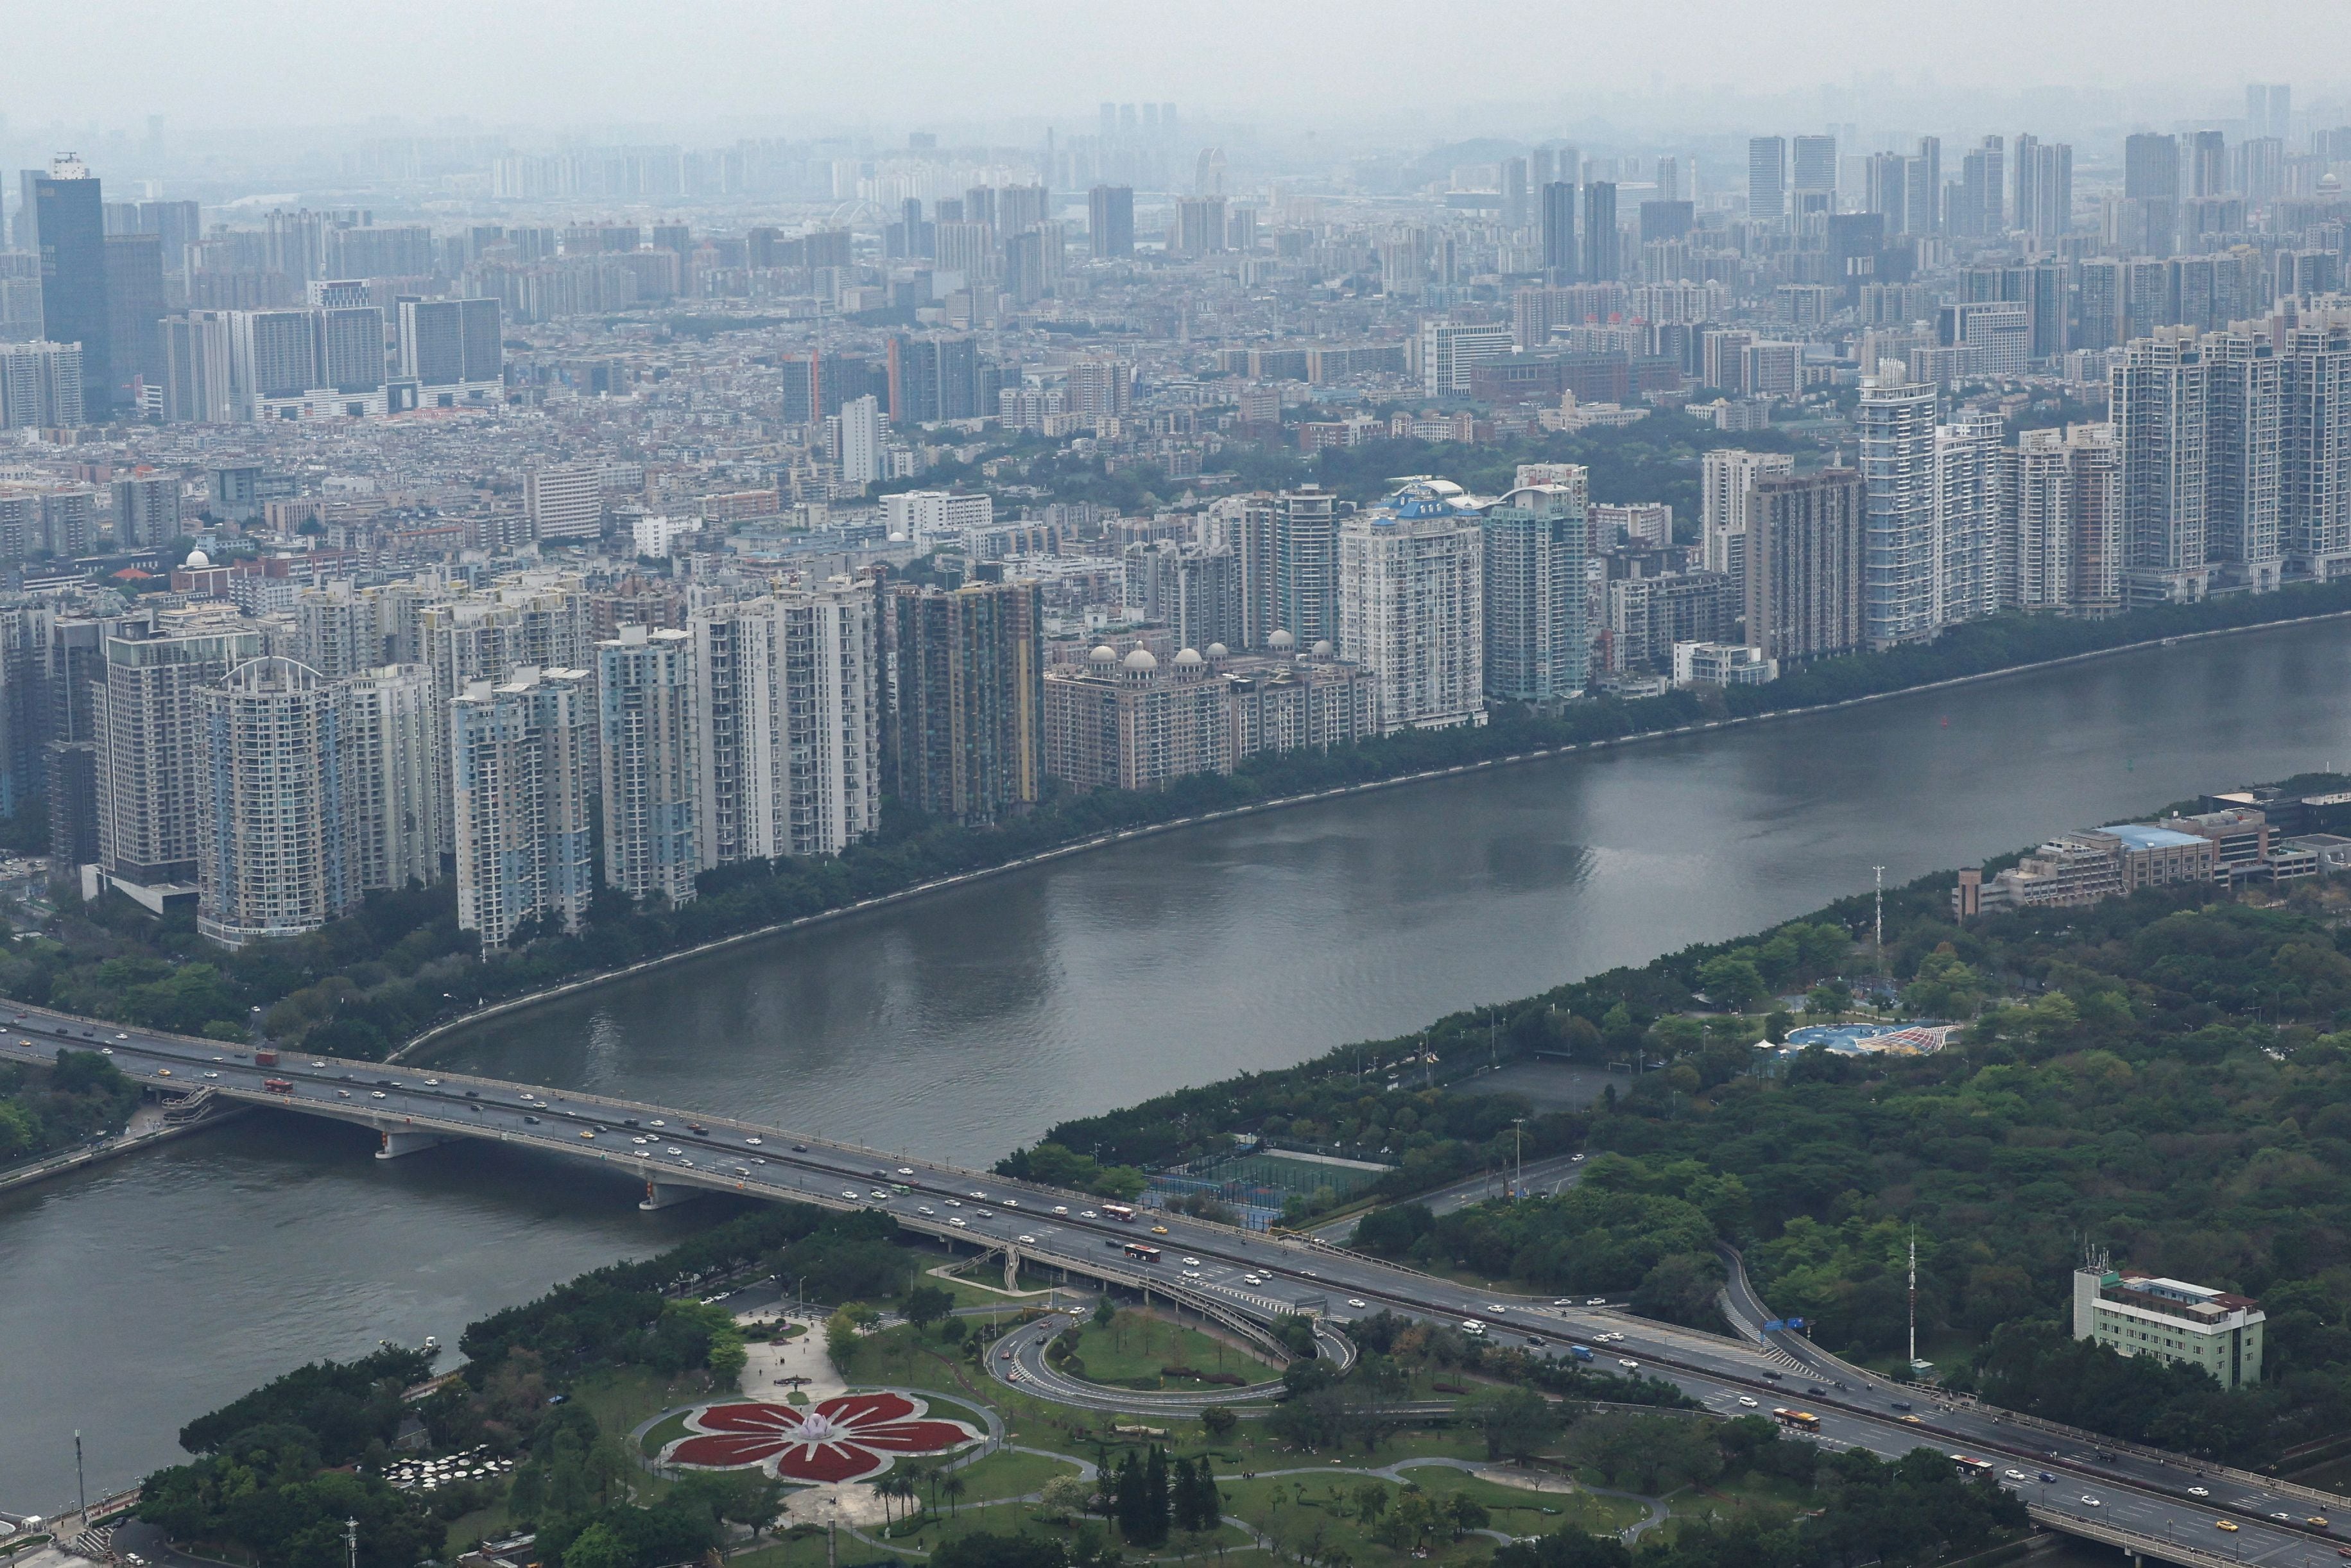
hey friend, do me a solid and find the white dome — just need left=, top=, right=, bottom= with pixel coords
left=1121, top=647, right=1158, bottom=671
left=1311, top=639, right=1335, bottom=657
left=886, top=531, right=909, bottom=542
left=1089, top=644, right=1118, bottom=662
left=184, top=547, right=212, bottom=568
left=1205, top=642, right=1229, bottom=660
left=1268, top=629, right=1296, bottom=650
left=1173, top=648, right=1204, bottom=667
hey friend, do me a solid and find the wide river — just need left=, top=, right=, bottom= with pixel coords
left=6, top=618, right=2350, bottom=1509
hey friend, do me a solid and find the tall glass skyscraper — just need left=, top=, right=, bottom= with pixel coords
left=19, top=155, right=113, bottom=420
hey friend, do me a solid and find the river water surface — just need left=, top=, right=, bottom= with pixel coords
left=6, top=619, right=2348, bottom=1508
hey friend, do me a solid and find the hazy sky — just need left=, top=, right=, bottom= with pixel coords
left=8, top=0, right=2344, bottom=133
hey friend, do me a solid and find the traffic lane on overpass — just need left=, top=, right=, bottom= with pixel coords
left=1309, top=1152, right=1589, bottom=1241
left=6, top=1018, right=2338, bottom=1551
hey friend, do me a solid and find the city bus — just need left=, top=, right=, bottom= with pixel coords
left=1122, top=1241, right=1162, bottom=1263
left=1100, top=1203, right=1138, bottom=1223
left=1949, top=1454, right=1995, bottom=1476
left=1771, top=1408, right=1821, bottom=1431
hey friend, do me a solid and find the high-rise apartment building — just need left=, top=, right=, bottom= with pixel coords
left=1338, top=481, right=1485, bottom=734
left=1088, top=185, right=1135, bottom=258
left=0, top=340, right=85, bottom=428
left=451, top=666, right=596, bottom=951
left=2009, top=424, right=2123, bottom=616
left=395, top=297, right=504, bottom=406
left=111, top=471, right=180, bottom=547
left=887, top=581, right=1044, bottom=826
left=1934, top=412, right=2008, bottom=624
left=103, top=232, right=166, bottom=407
left=598, top=626, right=700, bottom=907
left=197, top=658, right=350, bottom=948
left=1480, top=483, right=1587, bottom=703
left=20, top=155, right=112, bottom=420
left=2203, top=327, right=2284, bottom=591
left=2124, top=132, right=2182, bottom=257
left=341, top=664, right=441, bottom=895
left=94, top=612, right=267, bottom=896
left=1745, top=471, right=1866, bottom=662
left=1539, top=182, right=1574, bottom=282
left=1580, top=182, right=1618, bottom=284
left=2112, top=332, right=2211, bottom=604
left=2014, top=136, right=2074, bottom=239
left=526, top=463, right=603, bottom=542
left=838, top=393, right=883, bottom=486
left=691, top=582, right=879, bottom=866
left=1858, top=377, right=1940, bottom=646
left=1700, top=449, right=1795, bottom=602
left=1748, top=137, right=1787, bottom=221
left=2280, top=323, right=2351, bottom=579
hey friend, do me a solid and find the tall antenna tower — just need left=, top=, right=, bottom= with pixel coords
left=1873, top=865, right=1886, bottom=955
left=1906, top=1227, right=1918, bottom=1368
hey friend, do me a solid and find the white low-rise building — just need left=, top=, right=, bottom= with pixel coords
left=2073, top=1262, right=2264, bottom=1388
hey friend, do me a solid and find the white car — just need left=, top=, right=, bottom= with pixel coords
left=665, top=1146, right=682, bottom=1155
left=1184, top=1257, right=1202, bottom=1266
left=1737, top=1397, right=1758, bottom=1408
left=367, top=1088, right=383, bottom=1098
left=1619, top=1359, right=1640, bottom=1370
left=1184, top=1270, right=1202, bottom=1280
left=746, top=1137, right=762, bottom=1146
left=1347, top=1298, right=1366, bottom=1309
left=1571, top=1153, right=1585, bottom=1162
left=1461, top=1318, right=1485, bottom=1333
left=633, top=1136, right=650, bottom=1145
left=970, top=1190, right=987, bottom=1199
left=897, top=1166, right=912, bottom=1175
left=1019, top=1234, right=1037, bottom=1244
left=1053, top=1205, right=1069, bottom=1215
left=423, top=1078, right=440, bottom=1087
left=650, top=1119, right=665, bottom=1128
left=1485, top=1304, right=1508, bottom=1314
left=1551, top=1298, right=1576, bottom=1307
left=917, top=1206, right=934, bottom=1216
left=1587, top=1297, right=1607, bottom=1306
left=1004, top=1198, right=1019, bottom=1207
left=1080, top=1210, right=1098, bottom=1219
left=949, top=1217, right=968, bottom=1228
left=2003, top=1470, right=2026, bottom=1481
left=843, top=1190, right=860, bottom=1200
left=2188, top=1486, right=2210, bottom=1498
left=2080, top=1497, right=2101, bottom=1508
left=975, top=1209, right=992, bottom=1218
left=945, top=1199, right=961, bottom=1207
left=309, top=1061, right=325, bottom=1068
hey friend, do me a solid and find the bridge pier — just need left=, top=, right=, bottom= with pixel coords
left=1004, top=1244, right=1020, bottom=1291
left=375, top=1129, right=452, bottom=1160
left=640, top=1180, right=703, bottom=1211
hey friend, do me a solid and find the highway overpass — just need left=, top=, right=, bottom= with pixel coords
left=4, top=1005, right=2343, bottom=1567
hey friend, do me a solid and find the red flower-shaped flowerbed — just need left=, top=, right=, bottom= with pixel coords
left=660, top=1393, right=981, bottom=1483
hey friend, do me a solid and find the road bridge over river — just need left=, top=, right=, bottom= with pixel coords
left=5, top=1005, right=2343, bottom=1567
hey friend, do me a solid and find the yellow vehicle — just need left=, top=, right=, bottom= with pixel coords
left=1151, top=1224, right=1169, bottom=1235
left=2216, top=1522, right=2239, bottom=1533
left=579, top=1130, right=596, bottom=1140
left=2310, top=1517, right=2331, bottom=1527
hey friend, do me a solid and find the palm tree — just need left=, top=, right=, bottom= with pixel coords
left=940, top=1472, right=968, bottom=1517
left=868, top=1476, right=896, bottom=1526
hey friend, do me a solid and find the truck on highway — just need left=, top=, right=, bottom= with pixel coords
left=262, top=1078, right=293, bottom=1094
left=1565, top=1344, right=1594, bottom=1363
left=255, top=1049, right=279, bottom=1067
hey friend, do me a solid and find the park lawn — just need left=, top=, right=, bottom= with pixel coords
left=1065, top=1311, right=1279, bottom=1388
left=1216, top=1474, right=1499, bottom=1566
left=941, top=1446, right=1081, bottom=1503
left=569, top=1364, right=705, bottom=1446
left=1396, top=1469, right=1646, bottom=1536
left=639, top=1409, right=693, bottom=1459
left=870, top=1500, right=1254, bottom=1556
left=439, top=1498, right=518, bottom=1562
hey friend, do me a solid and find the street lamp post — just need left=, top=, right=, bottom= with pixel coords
left=74, top=1429, right=86, bottom=1524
